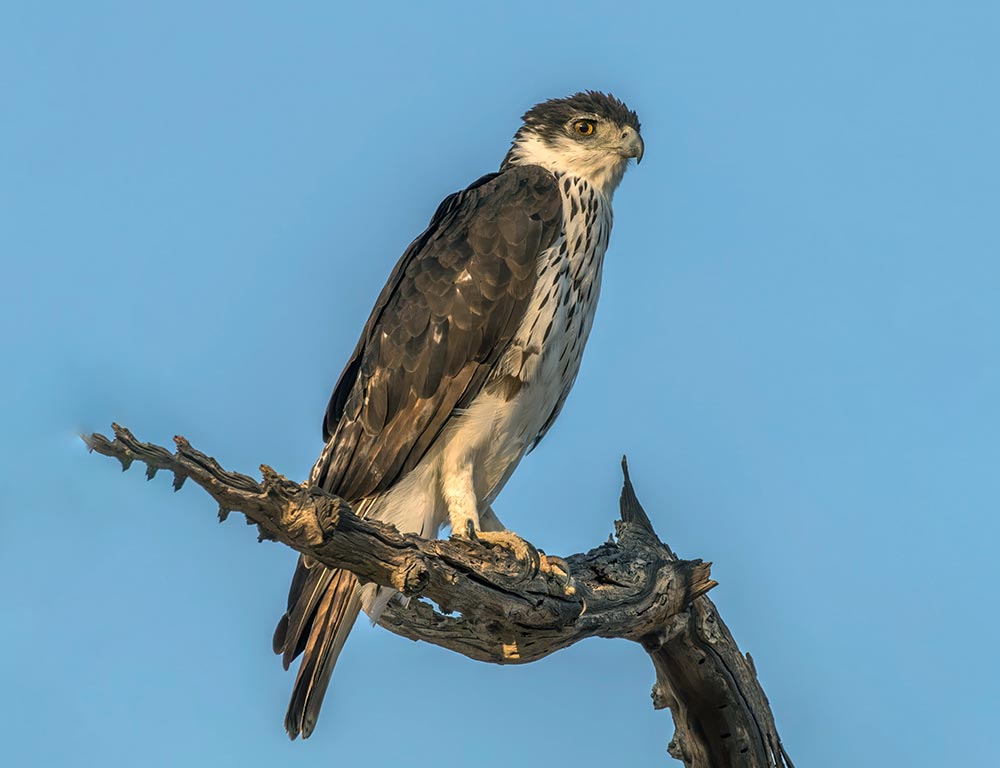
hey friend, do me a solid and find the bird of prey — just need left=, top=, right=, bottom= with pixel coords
left=272, top=91, right=643, bottom=739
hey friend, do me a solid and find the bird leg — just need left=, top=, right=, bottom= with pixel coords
left=444, top=468, right=540, bottom=579
left=480, top=506, right=575, bottom=593
left=444, top=469, right=572, bottom=589
left=442, top=461, right=484, bottom=538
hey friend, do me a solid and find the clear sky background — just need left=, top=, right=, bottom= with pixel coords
left=2, top=2, right=998, bottom=766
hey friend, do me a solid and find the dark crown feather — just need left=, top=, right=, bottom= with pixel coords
left=520, top=91, right=640, bottom=140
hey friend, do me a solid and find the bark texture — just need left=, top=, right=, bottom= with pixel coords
left=84, top=423, right=793, bottom=767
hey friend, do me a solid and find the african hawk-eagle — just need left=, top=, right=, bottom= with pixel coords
left=272, top=91, right=644, bottom=739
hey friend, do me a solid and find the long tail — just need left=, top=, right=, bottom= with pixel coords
left=272, top=558, right=362, bottom=739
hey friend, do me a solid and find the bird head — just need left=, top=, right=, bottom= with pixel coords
left=502, top=91, right=643, bottom=197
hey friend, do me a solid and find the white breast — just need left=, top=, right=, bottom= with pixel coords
left=367, top=172, right=613, bottom=539
left=512, top=174, right=610, bottom=418
left=456, top=174, right=611, bottom=498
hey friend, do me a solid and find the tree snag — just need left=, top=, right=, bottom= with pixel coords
left=84, top=423, right=793, bottom=767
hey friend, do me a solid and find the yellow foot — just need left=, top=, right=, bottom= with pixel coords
left=451, top=523, right=576, bottom=594
left=538, top=553, right=577, bottom=596
left=464, top=527, right=541, bottom=581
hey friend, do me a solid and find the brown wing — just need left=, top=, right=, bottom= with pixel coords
left=273, top=165, right=563, bottom=738
left=313, top=164, right=563, bottom=499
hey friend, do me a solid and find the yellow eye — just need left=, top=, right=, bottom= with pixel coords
left=574, top=120, right=596, bottom=136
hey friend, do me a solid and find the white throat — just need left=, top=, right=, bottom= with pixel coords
left=506, top=132, right=629, bottom=199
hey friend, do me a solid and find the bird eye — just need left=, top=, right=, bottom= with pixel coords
left=573, top=120, right=596, bottom=136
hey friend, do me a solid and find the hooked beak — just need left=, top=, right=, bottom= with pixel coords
left=619, top=126, right=644, bottom=164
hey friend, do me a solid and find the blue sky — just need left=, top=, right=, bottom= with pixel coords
left=2, top=2, right=998, bottom=766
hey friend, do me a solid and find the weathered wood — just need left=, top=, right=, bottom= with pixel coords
left=84, top=424, right=792, bottom=766
left=620, top=461, right=794, bottom=768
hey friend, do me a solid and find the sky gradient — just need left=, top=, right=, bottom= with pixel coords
left=3, top=3, right=998, bottom=766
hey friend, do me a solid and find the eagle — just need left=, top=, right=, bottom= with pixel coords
left=272, top=91, right=643, bottom=739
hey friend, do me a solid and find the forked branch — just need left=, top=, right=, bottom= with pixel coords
left=84, top=424, right=792, bottom=767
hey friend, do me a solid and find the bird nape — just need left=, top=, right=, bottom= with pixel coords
left=271, top=91, right=643, bottom=740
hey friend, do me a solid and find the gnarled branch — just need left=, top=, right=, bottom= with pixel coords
left=84, top=423, right=792, bottom=767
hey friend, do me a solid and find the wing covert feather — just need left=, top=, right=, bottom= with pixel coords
left=314, top=166, right=562, bottom=501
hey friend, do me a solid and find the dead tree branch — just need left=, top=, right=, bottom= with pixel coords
left=84, top=423, right=792, bottom=767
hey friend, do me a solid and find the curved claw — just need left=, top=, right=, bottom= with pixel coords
left=469, top=530, right=541, bottom=581
left=539, top=554, right=577, bottom=596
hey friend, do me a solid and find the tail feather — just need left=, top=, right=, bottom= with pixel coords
left=274, top=563, right=361, bottom=739
left=278, top=558, right=335, bottom=671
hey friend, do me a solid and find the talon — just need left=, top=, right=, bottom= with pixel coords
left=449, top=519, right=478, bottom=541
left=466, top=519, right=477, bottom=541
left=472, top=530, right=541, bottom=581
left=540, top=554, right=569, bottom=577
left=540, top=554, right=577, bottom=596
